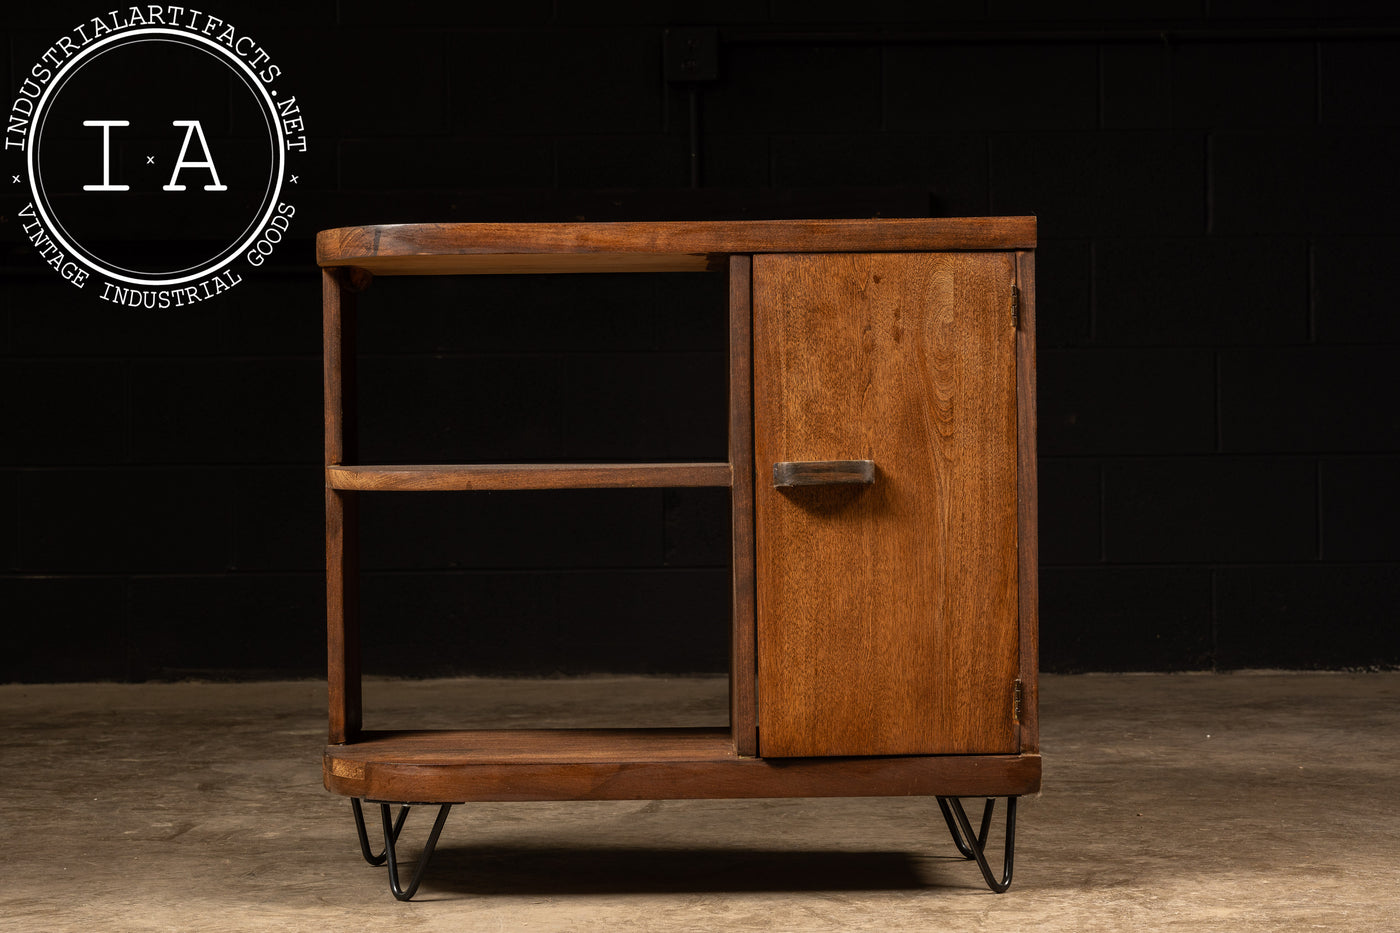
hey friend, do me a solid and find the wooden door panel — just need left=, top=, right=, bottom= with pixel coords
left=753, top=252, right=1019, bottom=757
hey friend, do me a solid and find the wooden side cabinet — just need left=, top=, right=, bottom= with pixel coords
left=317, top=218, right=1039, bottom=900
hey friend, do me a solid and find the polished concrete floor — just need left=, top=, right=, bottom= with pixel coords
left=1, top=672, right=1396, bottom=931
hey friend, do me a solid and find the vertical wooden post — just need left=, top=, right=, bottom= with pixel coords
left=325, top=267, right=363, bottom=745
left=728, top=255, right=758, bottom=757
left=1015, top=250, right=1039, bottom=755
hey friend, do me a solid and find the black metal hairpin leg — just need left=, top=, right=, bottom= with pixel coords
left=380, top=802, right=453, bottom=901
left=936, top=796, right=1017, bottom=893
left=349, top=798, right=454, bottom=900
left=351, top=797, right=409, bottom=866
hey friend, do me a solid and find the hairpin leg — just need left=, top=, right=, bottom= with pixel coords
left=936, top=796, right=1017, bottom=893
left=351, top=797, right=408, bottom=866
left=380, top=801, right=453, bottom=901
left=349, top=797, right=454, bottom=900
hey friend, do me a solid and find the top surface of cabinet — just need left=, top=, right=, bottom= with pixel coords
left=316, top=217, right=1037, bottom=275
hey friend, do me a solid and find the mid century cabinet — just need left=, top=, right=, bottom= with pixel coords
left=317, top=218, right=1039, bottom=899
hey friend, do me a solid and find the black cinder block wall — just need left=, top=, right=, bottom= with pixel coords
left=3, top=2, right=1398, bottom=680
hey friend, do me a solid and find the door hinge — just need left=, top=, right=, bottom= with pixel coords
left=1011, top=285, right=1021, bottom=329
left=1012, top=679, right=1024, bottom=723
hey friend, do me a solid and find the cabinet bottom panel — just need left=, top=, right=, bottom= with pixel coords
left=323, top=729, right=1041, bottom=802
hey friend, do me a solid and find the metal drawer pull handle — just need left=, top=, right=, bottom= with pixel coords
left=772, top=460, right=876, bottom=488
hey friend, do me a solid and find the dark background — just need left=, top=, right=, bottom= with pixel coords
left=4, top=1, right=1399, bottom=682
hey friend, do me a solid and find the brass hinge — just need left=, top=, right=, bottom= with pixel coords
left=1012, top=679, right=1024, bottom=723
left=1011, top=285, right=1021, bottom=329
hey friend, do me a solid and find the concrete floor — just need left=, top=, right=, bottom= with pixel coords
left=1, top=673, right=1397, bottom=932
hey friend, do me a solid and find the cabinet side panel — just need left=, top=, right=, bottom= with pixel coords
left=753, top=253, right=1020, bottom=757
left=1016, top=250, right=1040, bottom=754
left=729, top=256, right=758, bottom=757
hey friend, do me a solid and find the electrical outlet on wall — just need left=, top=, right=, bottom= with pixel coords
left=664, top=27, right=718, bottom=82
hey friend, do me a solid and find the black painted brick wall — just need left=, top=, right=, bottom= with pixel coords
left=3, top=1, right=1399, bottom=680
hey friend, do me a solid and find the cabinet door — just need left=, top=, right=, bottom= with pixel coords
left=753, top=252, right=1020, bottom=757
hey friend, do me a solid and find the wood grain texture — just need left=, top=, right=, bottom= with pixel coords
left=728, top=255, right=758, bottom=757
left=1015, top=250, right=1040, bottom=755
left=327, top=462, right=732, bottom=491
left=753, top=253, right=1020, bottom=758
left=323, top=268, right=361, bottom=745
left=322, top=729, right=1041, bottom=802
left=316, top=218, right=1037, bottom=275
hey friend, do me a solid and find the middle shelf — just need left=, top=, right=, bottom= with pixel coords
left=327, top=462, right=734, bottom=491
